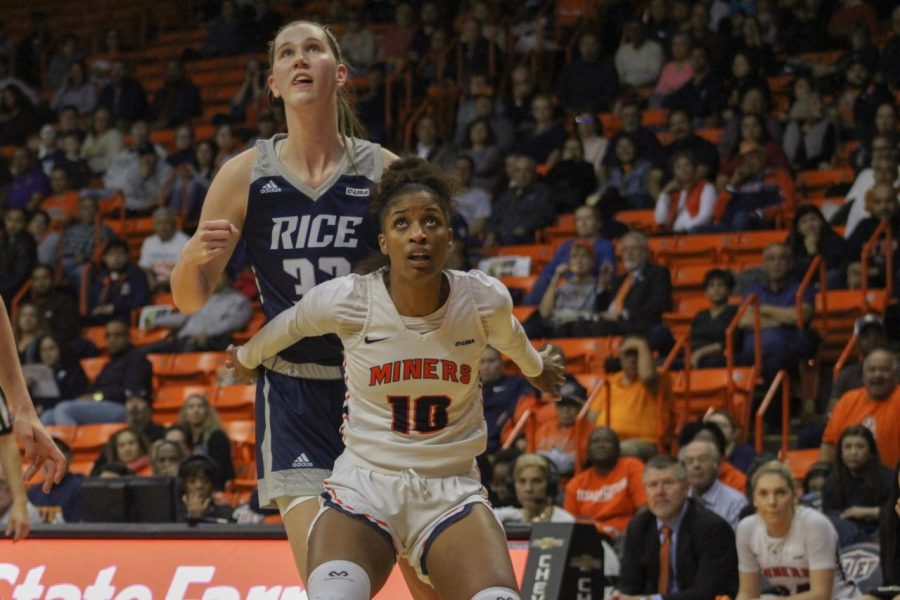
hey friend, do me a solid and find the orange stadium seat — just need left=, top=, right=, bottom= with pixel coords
left=499, top=275, right=538, bottom=302
left=544, top=337, right=604, bottom=374
left=156, top=352, right=227, bottom=386
left=652, top=233, right=721, bottom=267
left=663, top=296, right=712, bottom=337
left=44, top=425, right=77, bottom=446
left=670, top=265, right=711, bottom=303
left=671, top=367, right=756, bottom=433
left=494, top=244, right=555, bottom=274
left=232, top=312, right=266, bottom=344
left=214, top=385, right=257, bottom=421
left=154, top=384, right=213, bottom=422
left=71, top=423, right=126, bottom=462
left=616, top=209, right=656, bottom=233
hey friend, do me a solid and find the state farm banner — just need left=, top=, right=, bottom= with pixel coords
left=1, top=539, right=529, bottom=600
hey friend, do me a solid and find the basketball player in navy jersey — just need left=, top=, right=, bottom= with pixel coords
left=169, top=20, right=439, bottom=593
left=231, top=158, right=566, bottom=600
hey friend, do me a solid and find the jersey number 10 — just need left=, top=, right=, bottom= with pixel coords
left=388, top=395, right=451, bottom=434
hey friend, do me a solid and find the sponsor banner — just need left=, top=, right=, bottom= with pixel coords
left=1, top=539, right=529, bottom=599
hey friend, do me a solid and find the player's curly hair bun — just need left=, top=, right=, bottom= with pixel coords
left=372, top=157, right=460, bottom=225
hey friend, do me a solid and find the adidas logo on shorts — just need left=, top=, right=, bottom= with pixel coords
left=292, top=453, right=313, bottom=468
left=260, top=180, right=282, bottom=194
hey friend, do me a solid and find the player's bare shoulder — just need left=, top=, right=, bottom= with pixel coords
left=199, top=147, right=258, bottom=227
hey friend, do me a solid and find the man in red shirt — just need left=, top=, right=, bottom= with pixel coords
left=564, top=427, right=646, bottom=539
left=821, top=349, right=900, bottom=468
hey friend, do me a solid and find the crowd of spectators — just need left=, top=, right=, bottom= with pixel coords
left=1, top=0, right=900, bottom=594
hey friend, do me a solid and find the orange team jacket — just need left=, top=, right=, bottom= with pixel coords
left=564, top=456, right=647, bottom=534
left=719, top=460, right=747, bottom=494
left=589, top=371, right=672, bottom=445
left=823, top=386, right=900, bottom=468
left=534, top=419, right=593, bottom=470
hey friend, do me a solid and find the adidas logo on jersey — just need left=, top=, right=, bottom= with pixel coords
left=260, top=180, right=282, bottom=194
left=292, top=453, right=313, bottom=468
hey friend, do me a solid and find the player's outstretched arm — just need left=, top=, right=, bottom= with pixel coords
left=171, top=151, right=253, bottom=313
left=0, top=300, right=66, bottom=492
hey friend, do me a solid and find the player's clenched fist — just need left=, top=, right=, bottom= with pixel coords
left=180, top=220, right=240, bottom=266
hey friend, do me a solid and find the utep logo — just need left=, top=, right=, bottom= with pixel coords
left=840, top=546, right=880, bottom=580
left=531, top=537, right=565, bottom=550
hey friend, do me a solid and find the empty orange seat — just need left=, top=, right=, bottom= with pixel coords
left=154, top=384, right=213, bottom=420
left=616, top=209, right=656, bottom=233
left=494, top=244, right=555, bottom=274
left=157, top=352, right=227, bottom=386
left=782, top=448, right=820, bottom=483
left=214, top=385, right=256, bottom=421
left=71, top=423, right=126, bottom=459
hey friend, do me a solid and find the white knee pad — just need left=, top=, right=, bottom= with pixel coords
left=307, top=561, right=371, bottom=600
left=471, top=587, right=520, bottom=600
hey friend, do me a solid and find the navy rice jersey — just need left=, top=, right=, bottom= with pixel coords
left=243, top=134, right=384, bottom=365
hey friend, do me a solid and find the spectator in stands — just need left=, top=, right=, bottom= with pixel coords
left=599, top=134, right=655, bottom=210
left=338, top=10, right=376, bottom=75
left=459, top=118, right=503, bottom=194
left=531, top=241, right=608, bottom=338
left=590, top=232, right=673, bottom=341
left=844, top=60, right=893, bottom=148
left=880, top=6, right=900, bottom=90
left=556, top=31, right=618, bottom=114
left=164, top=424, right=193, bottom=459
left=822, top=348, right=900, bottom=469
left=95, top=428, right=151, bottom=476
left=457, top=92, right=516, bottom=154
left=723, top=52, right=766, bottom=118
left=355, top=63, right=387, bottom=145
left=175, top=393, right=234, bottom=489
left=479, top=345, right=534, bottom=456
left=45, top=34, right=82, bottom=93
left=0, top=207, right=38, bottom=304
left=689, top=268, right=739, bottom=369
left=740, top=243, right=816, bottom=380
left=846, top=182, right=900, bottom=293
left=97, top=60, right=149, bottom=127
left=574, top=112, right=608, bottom=179
left=409, top=115, right=455, bottom=170
left=707, top=410, right=756, bottom=474
left=865, top=462, right=900, bottom=598
left=851, top=105, right=898, bottom=173
left=40, top=166, right=80, bottom=228
left=60, top=196, right=117, bottom=288
left=822, top=424, right=892, bottom=540
left=27, top=439, right=83, bottom=523
left=56, top=106, right=86, bottom=143
left=28, top=211, right=60, bottom=268
left=650, top=32, right=694, bottom=108
left=588, top=336, right=669, bottom=460
left=685, top=1, right=728, bottom=75
left=844, top=152, right=899, bottom=239
left=720, top=86, right=782, bottom=157
left=118, top=143, right=173, bottom=217
left=663, top=45, right=728, bottom=128
left=166, top=137, right=217, bottom=227
left=213, top=123, right=240, bottom=169
left=513, top=94, right=566, bottom=168
left=564, top=427, right=646, bottom=539
left=176, top=455, right=234, bottom=523
left=377, top=2, right=418, bottom=72
left=487, top=447, right=521, bottom=508
left=545, top=138, right=598, bottom=216
left=680, top=439, right=748, bottom=529
left=35, top=124, right=63, bottom=177
left=82, top=107, right=124, bottom=177
left=783, top=94, right=837, bottom=172
left=525, top=205, right=616, bottom=306
left=55, top=133, right=92, bottom=190
left=27, top=334, right=89, bottom=415
left=505, top=64, right=538, bottom=132
left=657, top=110, right=721, bottom=188
left=717, top=143, right=786, bottom=231
left=202, top=0, right=245, bottom=57
left=12, top=301, right=47, bottom=364
left=494, top=453, right=574, bottom=524
left=616, top=455, right=739, bottom=600
left=150, top=59, right=201, bottom=129
left=146, top=270, right=251, bottom=353
left=239, top=0, right=283, bottom=52
left=450, top=155, right=491, bottom=239
left=680, top=420, right=748, bottom=493
left=230, top=60, right=267, bottom=124
left=42, top=318, right=153, bottom=426
left=23, top=265, right=80, bottom=347
left=483, top=154, right=554, bottom=247
left=654, top=151, right=717, bottom=233
left=86, top=239, right=151, bottom=326
left=831, top=315, right=891, bottom=404
left=138, top=207, right=188, bottom=293
left=786, top=204, right=848, bottom=288
left=614, top=20, right=664, bottom=89
left=5, top=147, right=50, bottom=210
left=51, top=61, right=97, bottom=116
left=733, top=18, right=777, bottom=78
left=603, top=101, right=664, bottom=169
left=0, top=85, right=40, bottom=147
left=720, top=112, right=789, bottom=185
left=150, top=439, right=185, bottom=478
left=534, top=381, right=592, bottom=478
left=736, top=460, right=859, bottom=599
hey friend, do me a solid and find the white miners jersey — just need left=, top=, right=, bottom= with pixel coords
left=238, top=268, right=544, bottom=476
left=736, top=506, right=857, bottom=599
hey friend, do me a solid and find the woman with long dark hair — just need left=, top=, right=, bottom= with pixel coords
left=785, top=204, right=847, bottom=286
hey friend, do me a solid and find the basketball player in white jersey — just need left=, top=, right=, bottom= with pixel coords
left=230, top=158, right=566, bottom=600
left=736, top=460, right=858, bottom=599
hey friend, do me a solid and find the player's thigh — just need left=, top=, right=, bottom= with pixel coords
left=308, top=507, right=397, bottom=594
left=397, top=559, right=440, bottom=600
left=425, top=504, right=518, bottom=600
left=275, top=496, right=320, bottom=581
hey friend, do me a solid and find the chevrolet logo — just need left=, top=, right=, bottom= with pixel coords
left=569, top=554, right=603, bottom=572
left=531, top=537, right=565, bottom=550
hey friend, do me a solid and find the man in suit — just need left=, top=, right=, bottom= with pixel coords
left=614, top=455, right=738, bottom=600
left=592, top=231, right=673, bottom=353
